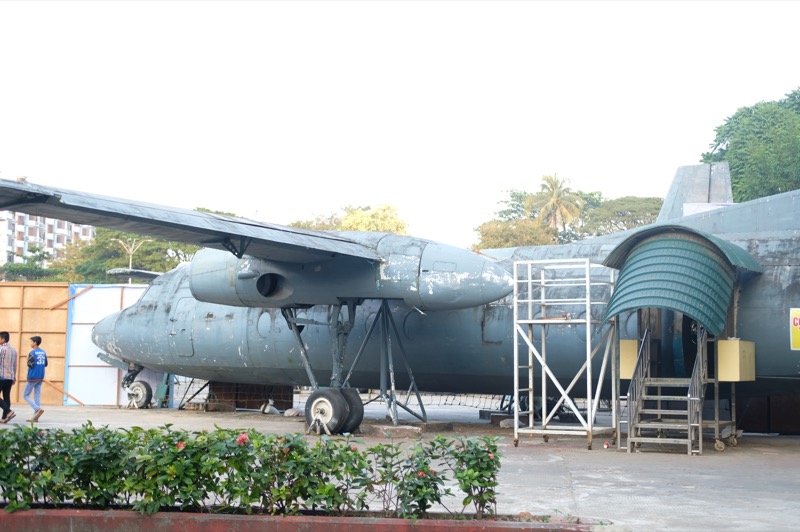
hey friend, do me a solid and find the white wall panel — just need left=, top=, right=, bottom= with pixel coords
left=66, top=284, right=148, bottom=406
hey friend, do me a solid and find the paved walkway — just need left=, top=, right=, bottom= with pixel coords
left=3, top=403, right=799, bottom=531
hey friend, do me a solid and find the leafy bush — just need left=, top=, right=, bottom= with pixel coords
left=0, top=423, right=501, bottom=519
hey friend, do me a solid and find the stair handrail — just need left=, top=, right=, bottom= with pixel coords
left=687, top=328, right=708, bottom=451
left=626, top=328, right=650, bottom=438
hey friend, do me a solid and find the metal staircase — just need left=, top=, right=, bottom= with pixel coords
left=627, top=328, right=707, bottom=455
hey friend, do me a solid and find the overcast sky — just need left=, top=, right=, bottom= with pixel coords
left=1, top=1, right=798, bottom=248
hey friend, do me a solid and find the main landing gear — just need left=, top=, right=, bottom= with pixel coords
left=285, top=299, right=425, bottom=436
left=305, top=387, right=365, bottom=435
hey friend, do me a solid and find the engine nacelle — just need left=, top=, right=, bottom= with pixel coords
left=188, top=233, right=512, bottom=310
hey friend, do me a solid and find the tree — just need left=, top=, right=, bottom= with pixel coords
left=531, top=175, right=584, bottom=234
left=49, top=228, right=200, bottom=283
left=290, top=205, right=408, bottom=234
left=576, top=196, right=663, bottom=237
left=494, top=190, right=536, bottom=221
left=474, top=219, right=556, bottom=249
left=0, top=247, right=66, bottom=281
left=702, top=88, right=800, bottom=202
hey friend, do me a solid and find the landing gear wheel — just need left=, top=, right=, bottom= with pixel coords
left=714, top=439, right=726, bottom=452
left=338, top=388, right=365, bottom=434
left=129, top=381, right=152, bottom=409
left=305, top=388, right=350, bottom=435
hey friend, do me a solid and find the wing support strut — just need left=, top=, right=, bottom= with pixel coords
left=281, top=307, right=319, bottom=389
left=221, top=235, right=252, bottom=259
left=344, top=300, right=427, bottom=425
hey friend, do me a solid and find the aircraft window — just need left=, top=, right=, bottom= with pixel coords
left=433, top=261, right=457, bottom=272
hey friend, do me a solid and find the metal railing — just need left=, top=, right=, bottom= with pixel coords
left=625, top=328, right=650, bottom=449
left=687, top=328, right=708, bottom=454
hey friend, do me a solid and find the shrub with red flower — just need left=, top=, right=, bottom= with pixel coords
left=236, top=432, right=249, bottom=446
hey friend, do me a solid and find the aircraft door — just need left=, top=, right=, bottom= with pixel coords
left=169, top=297, right=195, bottom=357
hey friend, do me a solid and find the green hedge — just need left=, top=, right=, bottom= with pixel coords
left=0, top=422, right=500, bottom=519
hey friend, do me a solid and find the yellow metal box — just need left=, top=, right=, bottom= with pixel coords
left=620, top=339, right=639, bottom=380
left=717, top=339, right=756, bottom=382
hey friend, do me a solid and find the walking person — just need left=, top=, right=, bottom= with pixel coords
left=24, top=336, right=47, bottom=422
left=0, top=331, right=18, bottom=423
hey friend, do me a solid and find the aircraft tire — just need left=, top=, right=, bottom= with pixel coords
left=305, top=388, right=350, bottom=434
left=129, top=381, right=152, bottom=409
left=338, top=388, right=365, bottom=434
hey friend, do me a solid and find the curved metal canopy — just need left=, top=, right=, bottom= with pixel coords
left=603, top=226, right=761, bottom=336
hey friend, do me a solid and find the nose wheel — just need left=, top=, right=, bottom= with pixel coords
left=127, top=380, right=153, bottom=409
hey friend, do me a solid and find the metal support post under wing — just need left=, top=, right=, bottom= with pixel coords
left=344, top=300, right=427, bottom=425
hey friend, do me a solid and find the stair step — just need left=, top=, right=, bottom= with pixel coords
left=639, top=408, right=688, bottom=416
left=644, top=378, right=691, bottom=387
left=629, top=436, right=696, bottom=446
left=634, top=420, right=698, bottom=430
left=641, top=394, right=689, bottom=401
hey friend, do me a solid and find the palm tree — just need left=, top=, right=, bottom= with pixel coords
left=536, top=174, right=584, bottom=234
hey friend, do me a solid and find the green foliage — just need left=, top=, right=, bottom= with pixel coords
left=0, top=247, right=66, bottom=282
left=290, top=205, right=408, bottom=234
left=577, top=196, right=663, bottom=237
left=441, top=436, right=501, bottom=519
left=0, top=424, right=503, bottom=520
left=702, top=88, right=800, bottom=202
left=476, top=179, right=659, bottom=248
left=494, top=189, right=536, bottom=222
left=533, top=175, right=584, bottom=233
left=474, top=219, right=556, bottom=249
left=48, top=228, right=200, bottom=283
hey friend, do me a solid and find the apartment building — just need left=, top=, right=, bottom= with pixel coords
left=0, top=210, right=95, bottom=265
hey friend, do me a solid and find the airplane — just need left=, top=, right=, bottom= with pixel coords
left=0, top=162, right=798, bottom=439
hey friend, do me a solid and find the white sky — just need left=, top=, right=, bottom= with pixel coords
left=1, top=1, right=798, bottom=249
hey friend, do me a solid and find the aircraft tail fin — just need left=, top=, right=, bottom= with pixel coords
left=656, top=162, right=734, bottom=222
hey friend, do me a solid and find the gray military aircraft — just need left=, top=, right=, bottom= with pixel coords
left=0, top=163, right=798, bottom=435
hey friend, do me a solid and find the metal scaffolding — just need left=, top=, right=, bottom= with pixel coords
left=512, top=258, right=619, bottom=450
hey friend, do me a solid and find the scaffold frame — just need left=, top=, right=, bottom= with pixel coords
left=512, top=258, right=620, bottom=450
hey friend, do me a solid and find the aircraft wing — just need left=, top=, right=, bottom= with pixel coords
left=0, top=179, right=379, bottom=264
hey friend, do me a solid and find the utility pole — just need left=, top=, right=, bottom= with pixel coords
left=112, top=238, right=151, bottom=284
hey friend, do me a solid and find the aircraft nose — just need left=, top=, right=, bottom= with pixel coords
left=92, top=311, right=120, bottom=354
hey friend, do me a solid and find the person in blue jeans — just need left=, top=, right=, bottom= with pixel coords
left=24, top=335, right=47, bottom=422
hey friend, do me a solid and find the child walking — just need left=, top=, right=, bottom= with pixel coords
left=24, top=335, right=47, bottom=422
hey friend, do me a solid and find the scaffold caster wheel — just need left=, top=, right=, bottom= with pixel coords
left=726, top=435, right=738, bottom=447
left=543, top=435, right=549, bottom=443
left=714, top=439, right=726, bottom=452
left=514, top=437, right=519, bottom=448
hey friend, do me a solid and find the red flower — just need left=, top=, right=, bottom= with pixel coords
left=236, top=432, right=249, bottom=446
left=488, top=452, right=495, bottom=460
left=350, top=445, right=358, bottom=452
left=176, top=441, right=186, bottom=451
left=85, top=445, right=92, bottom=451
left=417, top=471, right=427, bottom=478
